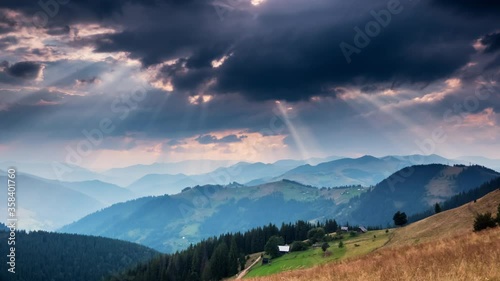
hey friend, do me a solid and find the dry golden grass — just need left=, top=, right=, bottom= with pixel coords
left=248, top=227, right=500, bottom=281
left=249, top=190, right=500, bottom=281
left=388, top=189, right=500, bottom=247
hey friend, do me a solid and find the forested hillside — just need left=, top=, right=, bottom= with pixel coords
left=408, top=176, right=500, bottom=222
left=0, top=231, right=159, bottom=281
left=346, top=165, right=499, bottom=226
left=105, top=219, right=340, bottom=281
left=61, top=181, right=349, bottom=252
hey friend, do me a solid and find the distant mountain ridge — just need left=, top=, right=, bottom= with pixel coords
left=125, top=154, right=459, bottom=197
left=0, top=173, right=104, bottom=230
left=59, top=164, right=498, bottom=252
left=268, top=154, right=455, bottom=188
left=0, top=172, right=136, bottom=230
left=127, top=161, right=303, bottom=196
left=60, top=180, right=354, bottom=252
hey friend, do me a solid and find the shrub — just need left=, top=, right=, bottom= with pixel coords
left=307, top=227, right=326, bottom=244
left=265, top=236, right=284, bottom=259
left=290, top=241, right=309, bottom=252
left=393, top=211, right=408, bottom=226
left=321, top=242, right=330, bottom=252
left=338, top=241, right=344, bottom=248
left=473, top=212, right=497, bottom=232
left=332, top=234, right=344, bottom=240
left=349, top=231, right=357, bottom=237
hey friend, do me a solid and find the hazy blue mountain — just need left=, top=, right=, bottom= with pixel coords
left=103, top=160, right=235, bottom=186
left=62, top=180, right=137, bottom=205
left=200, top=161, right=300, bottom=185
left=60, top=180, right=358, bottom=252
left=271, top=155, right=341, bottom=167
left=60, top=164, right=498, bottom=253
left=127, top=173, right=198, bottom=196
left=270, top=154, right=455, bottom=188
left=345, top=164, right=500, bottom=226
left=104, top=157, right=336, bottom=187
left=127, top=161, right=304, bottom=196
left=271, top=159, right=308, bottom=167
left=385, top=154, right=457, bottom=165
left=272, top=155, right=405, bottom=187
left=0, top=173, right=104, bottom=230
left=455, top=156, right=500, bottom=172
left=0, top=161, right=111, bottom=183
left=0, top=230, right=158, bottom=281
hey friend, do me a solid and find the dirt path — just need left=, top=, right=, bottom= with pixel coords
left=236, top=256, right=261, bottom=280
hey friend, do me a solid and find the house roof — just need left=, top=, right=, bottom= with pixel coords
left=278, top=245, right=290, bottom=252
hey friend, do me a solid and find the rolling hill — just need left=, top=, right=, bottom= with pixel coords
left=0, top=161, right=112, bottom=183
left=103, top=160, right=236, bottom=186
left=269, top=154, right=453, bottom=188
left=388, top=188, right=500, bottom=247
left=60, top=180, right=357, bottom=252
left=344, top=164, right=500, bottom=226
left=245, top=188, right=500, bottom=281
left=0, top=171, right=137, bottom=230
left=0, top=230, right=158, bottom=281
left=63, top=180, right=137, bottom=205
left=0, top=173, right=104, bottom=230
left=60, top=164, right=498, bottom=252
left=127, top=162, right=303, bottom=196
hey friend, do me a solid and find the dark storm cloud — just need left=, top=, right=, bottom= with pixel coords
left=195, top=134, right=247, bottom=144
left=0, top=61, right=43, bottom=80
left=89, top=0, right=498, bottom=101
left=431, top=0, right=500, bottom=17
left=481, top=32, right=500, bottom=54
left=0, top=87, right=278, bottom=142
left=2, top=0, right=498, bottom=101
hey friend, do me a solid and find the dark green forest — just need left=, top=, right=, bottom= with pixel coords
left=106, top=219, right=341, bottom=281
left=0, top=230, right=159, bottom=281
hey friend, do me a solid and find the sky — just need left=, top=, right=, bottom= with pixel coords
left=0, top=0, right=499, bottom=170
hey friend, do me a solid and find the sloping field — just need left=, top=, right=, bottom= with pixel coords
left=249, top=227, right=500, bottom=281
left=388, top=189, right=500, bottom=247
left=248, top=189, right=500, bottom=281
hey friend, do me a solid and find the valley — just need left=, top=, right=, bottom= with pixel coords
left=0, top=156, right=499, bottom=281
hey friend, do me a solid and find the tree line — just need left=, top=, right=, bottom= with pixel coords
left=106, top=219, right=342, bottom=281
left=0, top=230, right=159, bottom=281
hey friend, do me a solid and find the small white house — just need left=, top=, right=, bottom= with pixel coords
left=341, top=226, right=349, bottom=232
left=278, top=245, right=290, bottom=253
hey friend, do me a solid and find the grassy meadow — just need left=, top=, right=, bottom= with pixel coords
left=245, top=230, right=391, bottom=278
left=247, top=227, right=500, bottom=281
